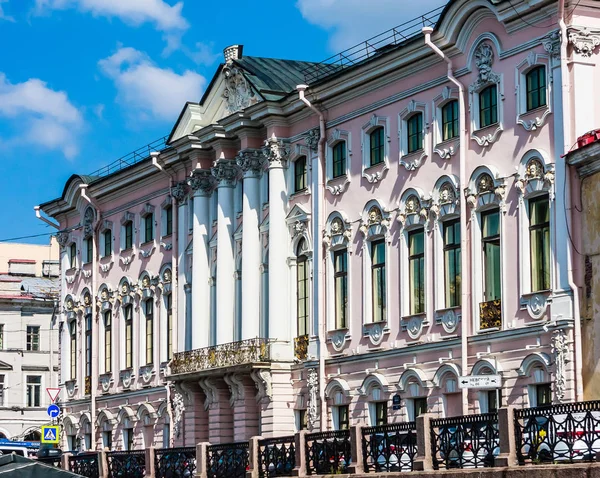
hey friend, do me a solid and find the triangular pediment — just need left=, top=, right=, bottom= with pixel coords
left=286, top=204, right=311, bottom=225
left=0, top=360, right=12, bottom=370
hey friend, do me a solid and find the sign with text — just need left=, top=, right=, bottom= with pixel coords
left=458, top=375, right=501, bottom=389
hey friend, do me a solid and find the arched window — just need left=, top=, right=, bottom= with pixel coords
left=294, top=155, right=307, bottom=193
left=296, top=239, right=309, bottom=337
left=369, top=127, right=385, bottom=166
left=479, top=85, right=498, bottom=128
left=441, top=100, right=459, bottom=141
left=526, top=66, right=546, bottom=111
left=407, top=113, right=423, bottom=153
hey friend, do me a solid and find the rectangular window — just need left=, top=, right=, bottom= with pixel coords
left=103, top=230, right=112, bottom=257
left=69, top=321, right=76, bottom=380
left=443, top=220, right=461, bottom=308
left=408, top=229, right=425, bottom=315
left=165, top=206, right=173, bottom=236
left=407, top=113, right=423, bottom=154
left=0, top=374, right=5, bottom=406
left=442, top=100, right=459, bottom=141
left=482, top=210, right=501, bottom=301
left=336, top=405, right=349, bottom=430
left=297, top=255, right=309, bottom=336
left=294, top=156, right=307, bottom=193
left=85, top=314, right=92, bottom=379
left=104, top=311, right=112, bottom=373
left=166, top=294, right=173, bottom=361
left=26, top=376, right=41, bottom=407
left=413, top=397, right=427, bottom=418
left=103, top=431, right=112, bottom=450
left=145, top=300, right=153, bottom=365
left=85, top=238, right=93, bottom=264
left=375, top=402, right=388, bottom=426
left=124, top=222, right=133, bottom=250
left=124, top=305, right=133, bottom=369
left=536, top=383, right=552, bottom=406
left=526, top=66, right=546, bottom=111
left=69, top=243, right=76, bottom=269
left=334, top=250, right=348, bottom=329
left=297, top=410, right=307, bottom=431
left=0, top=324, right=4, bottom=350
left=371, top=240, right=386, bottom=322
left=370, top=127, right=385, bottom=166
left=26, top=326, right=40, bottom=351
left=479, top=85, right=498, bottom=129
left=144, top=214, right=154, bottom=243
left=529, top=196, right=551, bottom=291
left=124, top=429, right=133, bottom=451
left=332, top=142, right=346, bottom=179
left=487, top=390, right=498, bottom=413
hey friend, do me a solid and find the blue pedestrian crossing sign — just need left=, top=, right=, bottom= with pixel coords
left=47, top=404, right=60, bottom=418
left=41, top=426, right=60, bottom=444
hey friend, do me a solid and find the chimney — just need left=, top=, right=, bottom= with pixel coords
left=223, top=45, right=243, bottom=63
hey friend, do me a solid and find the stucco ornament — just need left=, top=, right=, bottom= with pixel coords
left=305, top=128, right=320, bottom=151
left=170, top=182, right=188, bottom=205
left=307, top=368, right=319, bottom=431
left=236, top=149, right=266, bottom=177
left=222, top=64, right=258, bottom=114
left=543, top=30, right=562, bottom=58
left=323, top=216, right=352, bottom=248
left=83, top=207, right=95, bottom=238
left=263, top=135, right=290, bottom=167
left=163, top=268, right=172, bottom=283
left=188, top=169, right=217, bottom=195
left=66, top=298, right=74, bottom=311
left=100, top=374, right=111, bottom=392
left=437, top=308, right=460, bottom=334
left=568, top=27, right=600, bottom=57
left=83, top=293, right=91, bottom=307
left=100, top=288, right=109, bottom=302
left=477, top=173, right=494, bottom=194
left=473, top=43, right=500, bottom=87
left=552, top=329, right=568, bottom=403
left=292, top=221, right=306, bottom=238
left=57, top=232, right=70, bottom=248
left=172, top=390, right=185, bottom=438
left=211, top=159, right=240, bottom=188
left=440, top=182, right=456, bottom=204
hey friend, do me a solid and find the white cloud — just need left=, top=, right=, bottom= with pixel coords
left=0, top=73, right=83, bottom=158
left=34, top=0, right=188, bottom=33
left=296, top=0, right=448, bottom=51
left=98, top=46, right=206, bottom=120
left=0, top=0, right=15, bottom=22
left=185, top=41, right=220, bottom=65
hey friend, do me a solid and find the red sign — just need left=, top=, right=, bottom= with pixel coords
left=46, top=388, right=61, bottom=403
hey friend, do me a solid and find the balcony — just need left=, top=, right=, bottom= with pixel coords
left=170, top=338, right=271, bottom=375
left=294, top=335, right=309, bottom=361
left=479, top=299, right=502, bottom=330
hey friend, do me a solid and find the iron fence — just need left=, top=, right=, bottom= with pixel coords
left=305, top=429, right=351, bottom=475
left=258, top=436, right=296, bottom=478
left=362, top=422, right=417, bottom=473
left=69, top=452, right=100, bottom=478
left=106, top=450, right=146, bottom=478
left=206, top=442, right=249, bottom=478
left=515, top=400, right=600, bottom=465
left=431, top=413, right=499, bottom=470
left=155, top=446, right=197, bottom=477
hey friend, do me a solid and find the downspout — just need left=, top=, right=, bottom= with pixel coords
left=423, top=27, right=470, bottom=414
left=34, top=206, right=60, bottom=230
left=558, top=0, right=584, bottom=401
left=151, top=151, right=178, bottom=443
left=297, top=85, right=328, bottom=430
left=79, top=185, right=99, bottom=448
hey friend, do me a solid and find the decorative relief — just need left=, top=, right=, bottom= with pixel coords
left=223, top=373, right=245, bottom=406
left=236, top=149, right=266, bottom=177
left=120, top=369, right=134, bottom=389
left=222, top=64, right=259, bottom=114
left=139, top=245, right=155, bottom=258
left=323, top=215, right=352, bottom=248
left=515, top=158, right=555, bottom=199
left=188, top=169, right=217, bottom=195
left=359, top=204, right=391, bottom=238
left=397, top=193, right=430, bottom=228
left=436, top=308, right=461, bottom=334
left=568, top=27, right=600, bottom=57
left=65, top=380, right=76, bottom=398
left=83, top=207, right=95, bottom=239
left=251, top=369, right=272, bottom=401
left=198, top=378, right=217, bottom=410
left=552, top=329, right=568, bottom=403
left=401, top=315, right=428, bottom=340
left=100, top=262, right=113, bottom=273
left=329, top=330, right=348, bottom=352
left=472, top=43, right=501, bottom=90
left=139, top=365, right=154, bottom=385
left=99, top=373, right=112, bottom=393
left=170, top=182, right=188, bottom=205
left=211, top=159, right=240, bottom=188
left=364, top=322, right=387, bottom=346
left=57, top=232, right=70, bottom=248
left=542, top=30, right=561, bottom=59
left=263, top=135, right=290, bottom=167
left=171, top=389, right=185, bottom=438
left=307, top=368, right=319, bottom=431
left=305, top=128, right=320, bottom=151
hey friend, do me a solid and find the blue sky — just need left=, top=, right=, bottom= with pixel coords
left=0, top=0, right=446, bottom=245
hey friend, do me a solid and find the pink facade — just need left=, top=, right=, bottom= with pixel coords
left=39, top=0, right=600, bottom=450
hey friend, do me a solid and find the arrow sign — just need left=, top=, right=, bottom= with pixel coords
left=47, top=404, right=60, bottom=418
left=46, top=388, right=61, bottom=403
left=458, top=374, right=502, bottom=389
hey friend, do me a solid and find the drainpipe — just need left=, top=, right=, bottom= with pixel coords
left=79, top=184, right=99, bottom=448
left=34, top=206, right=60, bottom=230
left=151, top=151, right=177, bottom=443
left=297, top=85, right=328, bottom=431
left=558, top=0, right=584, bottom=402
left=423, top=27, right=470, bottom=414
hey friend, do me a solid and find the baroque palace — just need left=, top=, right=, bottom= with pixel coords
left=39, top=0, right=600, bottom=450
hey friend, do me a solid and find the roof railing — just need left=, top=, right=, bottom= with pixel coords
left=302, top=5, right=445, bottom=84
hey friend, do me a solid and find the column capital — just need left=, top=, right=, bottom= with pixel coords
left=211, top=159, right=241, bottom=188
left=263, top=135, right=290, bottom=169
left=170, top=181, right=189, bottom=205
left=188, top=169, right=217, bottom=196
left=236, top=149, right=266, bottom=178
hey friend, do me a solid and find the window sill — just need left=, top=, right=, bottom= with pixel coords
left=517, top=105, right=551, bottom=132
left=141, top=240, right=154, bottom=247
left=401, top=313, right=429, bottom=340
left=363, top=321, right=388, bottom=346
left=435, top=307, right=462, bottom=334
left=290, top=188, right=309, bottom=199
left=471, top=122, right=503, bottom=148
left=520, top=290, right=552, bottom=320
left=161, top=233, right=173, bottom=240
left=326, top=175, right=350, bottom=196
left=400, top=149, right=427, bottom=171
left=434, top=139, right=459, bottom=160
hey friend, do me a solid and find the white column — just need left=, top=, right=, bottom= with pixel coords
left=236, top=150, right=265, bottom=340
left=171, top=182, right=188, bottom=353
left=212, top=159, right=240, bottom=345
left=188, top=170, right=216, bottom=349
left=264, top=136, right=291, bottom=360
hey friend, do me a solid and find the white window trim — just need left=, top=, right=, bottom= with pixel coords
left=515, top=150, right=556, bottom=320
left=326, top=129, right=351, bottom=195
left=465, top=167, right=507, bottom=333
left=140, top=203, right=156, bottom=246
left=160, top=198, right=172, bottom=238
left=515, top=53, right=552, bottom=131
left=361, top=114, right=390, bottom=182
left=120, top=211, right=136, bottom=253
left=289, top=143, right=312, bottom=197
left=24, top=374, right=44, bottom=408
left=99, top=220, right=113, bottom=259
left=432, top=87, right=460, bottom=160
left=68, top=240, right=79, bottom=271
left=399, top=101, right=429, bottom=170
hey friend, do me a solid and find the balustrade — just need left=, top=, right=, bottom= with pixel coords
left=258, top=436, right=296, bottom=478
left=362, top=422, right=417, bottom=473
left=155, top=446, right=197, bottom=477
left=305, top=430, right=351, bottom=475
left=69, top=452, right=100, bottom=478
left=206, top=442, right=249, bottom=478
left=106, top=450, right=146, bottom=478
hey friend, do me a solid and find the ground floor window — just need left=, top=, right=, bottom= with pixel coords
left=412, top=397, right=427, bottom=420
left=535, top=383, right=552, bottom=407
left=123, top=428, right=134, bottom=450
left=103, top=431, right=112, bottom=449
left=296, top=409, right=307, bottom=431
left=333, top=405, right=349, bottom=430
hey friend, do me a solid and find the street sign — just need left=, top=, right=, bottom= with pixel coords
left=392, top=394, right=402, bottom=411
left=458, top=375, right=501, bottom=389
left=47, top=404, right=60, bottom=418
left=46, top=388, right=61, bottom=403
left=41, top=426, right=60, bottom=444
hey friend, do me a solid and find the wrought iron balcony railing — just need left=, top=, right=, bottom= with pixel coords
left=170, top=337, right=271, bottom=375
left=479, top=299, right=502, bottom=330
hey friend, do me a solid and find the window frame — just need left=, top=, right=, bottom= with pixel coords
left=69, top=320, right=77, bottom=380
left=124, top=221, right=133, bottom=250
left=528, top=195, right=551, bottom=292
left=84, top=237, right=93, bottom=264
left=407, top=113, right=424, bottom=154
left=369, top=126, right=385, bottom=166
left=441, top=100, right=459, bottom=142
left=294, top=155, right=308, bottom=193
left=408, top=228, right=425, bottom=315
left=371, top=239, right=387, bottom=323
left=123, top=304, right=133, bottom=369
left=479, top=85, right=498, bottom=129
left=145, top=299, right=154, bottom=365
left=104, top=311, right=112, bottom=373
left=26, top=375, right=41, bottom=407
left=103, top=229, right=112, bottom=257
left=481, top=209, right=501, bottom=302
left=85, top=314, right=92, bottom=380
left=26, top=326, right=40, bottom=351
left=334, top=404, right=350, bottom=431
left=443, top=219, right=461, bottom=308
left=333, top=249, right=348, bottom=330
left=69, top=243, right=77, bottom=269
left=165, top=294, right=173, bottom=361
left=296, top=241, right=309, bottom=337
left=143, top=214, right=154, bottom=244
left=332, top=141, right=346, bottom=179
left=525, top=65, right=547, bottom=112
left=164, top=205, right=173, bottom=236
